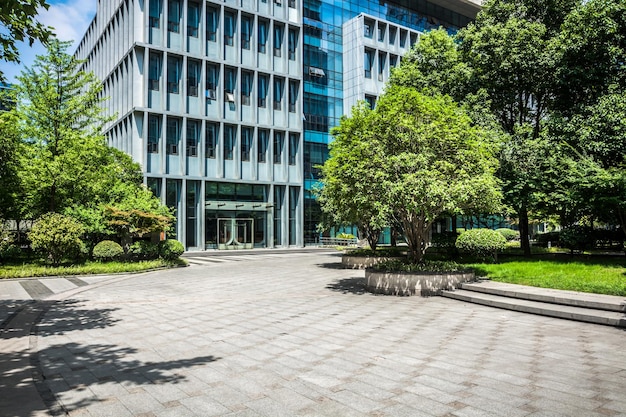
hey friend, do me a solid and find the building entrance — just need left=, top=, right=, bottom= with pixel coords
left=217, top=218, right=254, bottom=249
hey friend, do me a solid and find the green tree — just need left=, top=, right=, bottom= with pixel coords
left=373, top=86, right=502, bottom=262
left=316, top=102, right=388, bottom=249
left=0, top=111, right=26, bottom=221
left=0, top=0, right=54, bottom=81
left=14, top=39, right=113, bottom=216
left=457, top=0, right=580, bottom=255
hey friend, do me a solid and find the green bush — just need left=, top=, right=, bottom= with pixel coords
left=159, top=239, right=184, bottom=260
left=373, top=259, right=467, bottom=273
left=128, top=240, right=159, bottom=260
left=336, top=232, right=356, bottom=239
left=93, top=240, right=124, bottom=261
left=346, top=247, right=405, bottom=257
left=29, top=213, right=85, bottom=266
left=496, top=228, right=520, bottom=241
left=456, top=229, right=506, bottom=262
left=560, top=225, right=594, bottom=253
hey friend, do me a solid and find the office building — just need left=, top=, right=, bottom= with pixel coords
left=75, top=0, right=480, bottom=250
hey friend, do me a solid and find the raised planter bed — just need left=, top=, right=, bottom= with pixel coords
left=341, top=255, right=405, bottom=269
left=365, top=269, right=475, bottom=296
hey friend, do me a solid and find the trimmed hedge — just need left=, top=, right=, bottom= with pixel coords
left=93, top=240, right=124, bottom=261
left=456, top=229, right=506, bottom=261
left=496, top=228, right=520, bottom=242
left=158, top=239, right=184, bottom=260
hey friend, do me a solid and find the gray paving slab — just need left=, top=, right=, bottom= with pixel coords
left=0, top=251, right=625, bottom=417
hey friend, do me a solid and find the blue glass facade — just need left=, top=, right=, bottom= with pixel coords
left=302, top=0, right=475, bottom=243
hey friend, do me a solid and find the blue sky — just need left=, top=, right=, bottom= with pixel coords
left=3, top=0, right=97, bottom=83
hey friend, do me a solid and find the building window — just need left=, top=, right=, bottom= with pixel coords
left=187, top=2, right=199, bottom=37
left=187, top=60, right=199, bottom=96
left=225, top=67, right=236, bottom=101
left=364, top=19, right=374, bottom=38
left=205, top=122, right=218, bottom=158
left=378, top=52, right=386, bottom=81
left=241, top=127, right=252, bottom=161
left=273, top=23, right=283, bottom=57
left=167, top=56, right=181, bottom=94
left=206, top=6, right=218, bottom=41
left=274, top=185, right=283, bottom=246
left=148, top=53, right=161, bottom=90
left=166, top=117, right=180, bottom=154
left=206, top=63, right=218, bottom=100
left=167, top=0, right=180, bottom=33
left=148, top=115, right=161, bottom=153
left=390, top=54, right=398, bottom=68
left=241, top=71, right=252, bottom=106
left=258, top=73, right=268, bottom=107
left=364, top=49, right=373, bottom=79
left=273, top=131, right=283, bottom=163
left=241, top=14, right=252, bottom=50
left=289, top=187, right=298, bottom=245
left=378, top=23, right=386, bottom=42
left=149, top=0, right=161, bottom=28
left=224, top=124, right=235, bottom=160
left=288, top=0, right=295, bottom=8
left=289, top=132, right=298, bottom=165
left=273, top=77, right=283, bottom=110
left=400, top=29, right=407, bottom=48
left=288, top=27, right=297, bottom=61
left=389, top=26, right=397, bottom=45
left=365, top=94, right=376, bottom=109
left=224, top=11, right=235, bottom=46
left=186, top=120, right=199, bottom=157
left=288, top=80, right=298, bottom=113
left=258, top=19, right=268, bottom=53
left=258, top=129, right=268, bottom=162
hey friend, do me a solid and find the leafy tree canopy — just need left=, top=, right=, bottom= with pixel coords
left=0, top=0, right=54, bottom=81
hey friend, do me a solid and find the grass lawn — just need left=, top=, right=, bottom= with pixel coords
left=0, top=259, right=186, bottom=279
left=469, top=256, right=626, bottom=296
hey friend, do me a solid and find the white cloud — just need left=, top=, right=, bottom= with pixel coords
left=3, top=0, right=97, bottom=83
left=39, top=0, right=97, bottom=45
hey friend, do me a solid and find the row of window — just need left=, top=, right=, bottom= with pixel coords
left=147, top=115, right=300, bottom=165
left=148, top=53, right=300, bottom=110
left=364, top=48, right=400, bottom=80
left=363, top=17, right=419, bottom=49
left=149, top=0, right=299, bottom=59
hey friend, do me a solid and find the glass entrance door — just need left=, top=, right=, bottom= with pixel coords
left=217, top=218, right=254, bottom=249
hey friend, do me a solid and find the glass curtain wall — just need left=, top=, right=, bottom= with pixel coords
left=302, top=0, right=469, bottom=243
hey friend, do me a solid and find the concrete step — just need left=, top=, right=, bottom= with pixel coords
left=441, top=289, right=626, bottom=328
left=460, top=281, right=626, bottom=312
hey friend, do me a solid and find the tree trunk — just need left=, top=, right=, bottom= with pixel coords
left=519, top=204, right=531, bottom=257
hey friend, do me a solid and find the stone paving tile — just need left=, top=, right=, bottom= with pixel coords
left=3, top=251, right=626, bottom=417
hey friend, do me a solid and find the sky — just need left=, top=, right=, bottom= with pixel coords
left=3, top=0, right=97, bottom=83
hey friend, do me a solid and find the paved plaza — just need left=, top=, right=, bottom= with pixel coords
left=1, top=250, right=626, bottom=417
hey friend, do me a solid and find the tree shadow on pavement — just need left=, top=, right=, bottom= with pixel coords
left=325, top=277, right=369, bottom=295
left=316, top=262, right=345, bottom=269
left=0, top=299, right=221, bottom=417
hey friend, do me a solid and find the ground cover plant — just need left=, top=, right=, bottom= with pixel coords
left=468, top=257, right=626, bottom=296
left=0, top=258, right=185, bottom=279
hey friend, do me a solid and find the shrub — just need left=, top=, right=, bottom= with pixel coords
left=456, top=229, right=506, bottom=262
left=128, top=240, right=159, bottom=260
left=93, top=240, right=124, bottom=261
left=159, top=239, right=184, bottom=260
left=496, top=228, right=519, bottom=241
left=29, top=213, right=85, bottom=266
left=373, top=259, right=467, bottom=273
left=346, top=247, right=405, bottom=257
left=336, top=232, right=356, bottom=240
left=560, top=225, right=594, bottom=253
